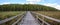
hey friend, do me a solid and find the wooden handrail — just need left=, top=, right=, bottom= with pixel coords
left=32, top=12, right=60, bottom=22
left=12, top=12, right=26, bottom=25
left=12, top=15, right=25, bottom=25
left=36, top=15, right=50, bottom=25
left=0, top=12, right=26, bottom=24
left=31, top=12, right=50, bottom=25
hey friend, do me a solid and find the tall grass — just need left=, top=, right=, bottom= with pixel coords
left=0, top=11, right=23, bottom=20
left=35, top=11, right=60, bottom=19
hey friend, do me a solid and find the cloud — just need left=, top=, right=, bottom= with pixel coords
left=43, top=3, right=60, bottom=10
left=0, top=2, right=25, bottom=5
left=26, top=0, right=41, bottom=4
left=26, top=0, right=41, bottom=2
left=0, top=2, right=11, bottom=5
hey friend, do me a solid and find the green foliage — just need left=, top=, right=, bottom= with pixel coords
left=0, top=4, right=58, bottom=11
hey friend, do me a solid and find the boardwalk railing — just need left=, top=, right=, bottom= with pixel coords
left=32, top=12, right=60, bottom=25
left=12, top=13, right=26, bottom=25
left=0, top=12, right=26, bottom=25
left=31, top=12, right=50, bottom=25
left=32, top=12, right=60, bottom=22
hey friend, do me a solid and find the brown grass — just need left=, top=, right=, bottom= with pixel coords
left=35, top=11, right=60, bottom=19
left=0, top=11, right=23, bottom=20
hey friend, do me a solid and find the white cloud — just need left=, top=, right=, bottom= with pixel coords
left=26, top=0, right=41, bottom=2
left=26, top=0, right=41, bottom=4
left=43, top=3, right=60, bottom=10
left=25, top=2, right=36, bottom=4
left=0, top=2, right=11, bottom=5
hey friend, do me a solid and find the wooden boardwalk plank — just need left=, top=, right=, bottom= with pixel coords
left=18, top=11, right=40, bottom=25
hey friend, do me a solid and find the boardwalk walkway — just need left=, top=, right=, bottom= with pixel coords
left=18, top=11, right=40, bottom=25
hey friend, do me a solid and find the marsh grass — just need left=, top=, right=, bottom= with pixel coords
left=0, top=11, right=25, bottom=25
left=35, top=11, right=60, bottom=19
left=0, top=11, right=22, bottom=20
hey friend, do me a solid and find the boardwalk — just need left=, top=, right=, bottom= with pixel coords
left=18, top=11, right=40, bottom=25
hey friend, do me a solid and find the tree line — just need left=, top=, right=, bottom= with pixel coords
left=0, top=4, right=58, bottom=11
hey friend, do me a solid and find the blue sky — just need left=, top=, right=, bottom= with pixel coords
left=0, top=0, right=59, bottom=4
left=0, top=0, right=60, bottom=10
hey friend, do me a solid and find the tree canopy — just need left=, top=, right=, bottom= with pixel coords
left=0, top=4, right=58, bottom=11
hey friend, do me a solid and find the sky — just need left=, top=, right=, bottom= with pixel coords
left=0, top=0, right=60, bottom=10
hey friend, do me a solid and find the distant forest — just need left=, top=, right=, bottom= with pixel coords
left=0, top=4, right=58, bottom=11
